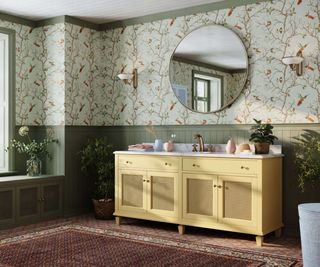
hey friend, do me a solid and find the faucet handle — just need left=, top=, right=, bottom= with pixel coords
left=192, top=144, right=198, bottom=152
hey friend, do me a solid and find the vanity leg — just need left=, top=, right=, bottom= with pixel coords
left=115, top=216, right=121, bottom=225
left=178, top=225, right=185, bottom=235
left=256, top=235, right=264, bottom=247
left=275, top=228, right=282, bottom=238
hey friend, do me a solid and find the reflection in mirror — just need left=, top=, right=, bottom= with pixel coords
left=169, top=25, right=248, bottom=113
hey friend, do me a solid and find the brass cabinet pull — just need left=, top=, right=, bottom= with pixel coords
left=146, top=180, right=150, bottom=183
left=241, top=166, right=249, bottom=170
left=213, top=185, right=217, bottom=188
left=192, top=163, right=200, bottom=167
left=126, top=161, right=132, bottom=164
left=164, top=162, right=171, bottom=166
left=217, top=185, right=222, bottom=189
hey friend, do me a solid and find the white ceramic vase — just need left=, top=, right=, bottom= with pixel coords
left=226, top=138, right=236, bottom=154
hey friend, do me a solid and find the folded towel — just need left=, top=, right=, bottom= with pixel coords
left=128, top=144, right=154, bottom=152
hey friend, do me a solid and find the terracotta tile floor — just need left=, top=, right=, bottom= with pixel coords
left=0, top=214, right=302, bottom=264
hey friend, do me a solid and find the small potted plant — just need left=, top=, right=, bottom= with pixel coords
left=79, top=137, right=115, bottom=219
left=249, top=119, right=278, bottom=154
left=293, top=130, right=320, bottom=267
left=7, top=126, right=58, bottom=176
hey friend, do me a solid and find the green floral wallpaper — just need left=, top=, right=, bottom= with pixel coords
left=102, top=0, right=319, bottom=125
left=1, top=0, right=319, bottom=126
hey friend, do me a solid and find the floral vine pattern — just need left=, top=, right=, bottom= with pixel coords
left=0, top=0, right=319, bottom=126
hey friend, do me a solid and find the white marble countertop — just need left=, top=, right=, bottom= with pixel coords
left=114, top=151, right=283, bottom=159
left=114, top=143, right=283, bottom=159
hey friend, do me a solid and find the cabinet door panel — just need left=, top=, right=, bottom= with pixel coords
left=151, top=176, right=174, bottom=211
left=42, top=182, right=63, bottom=218
left=119, top=170, right=146, bottom=213
left=148, top=172, right=178, bottom=218
left=17, top=186, right=40, bottom=221
left=0, top=188, right=15, bottom=226
left=218, top=175, right=257, bottom=227
left=223, top=181, right=252, bottom=220
left=183, top=173, right=217, bottom=221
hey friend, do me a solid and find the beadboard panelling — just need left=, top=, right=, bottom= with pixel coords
left=64, top=123, right=320, bottom=235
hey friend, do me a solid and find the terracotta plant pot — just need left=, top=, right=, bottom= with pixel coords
left=92, top=199, right=114, bottom=220
left=254, top=142, right=270, bottom=154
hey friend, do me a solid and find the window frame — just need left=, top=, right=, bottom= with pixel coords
left=192, top=70, right=223, bottom=113
left=0, top=27, right=15, bottom=173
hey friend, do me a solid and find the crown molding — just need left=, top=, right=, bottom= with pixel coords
left=0, top=12, right=36, bottom=27
left=100, top=0, right=271, bottom=30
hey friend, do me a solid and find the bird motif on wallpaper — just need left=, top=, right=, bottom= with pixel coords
left=29, top=104, right=36, bottom=113
left=79, top=103, right=85, bottom=112
left=79, top=64, right=85, bottom=73
left=297, top=0, right=302, bottom=5
left=234, top=23, right=242, bottom=30
left=305, top=114, right=315, bottom=122
left=28, top=65, right=35, bottom=73
left=297, top=95, right=308, bottom=106
left=169, top=101, right=177, bottom=111
left=305, top=12, right=315, bottom=20
left=227, top=8, right=234, bottom=16
left=305, top=64, right=314, bottom=71
left=234, top=116, right=242, bottom=123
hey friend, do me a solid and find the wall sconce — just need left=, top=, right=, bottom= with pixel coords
left=117, top=68, right=138, bottom=88
left=282, top=52, right=304, bottom=76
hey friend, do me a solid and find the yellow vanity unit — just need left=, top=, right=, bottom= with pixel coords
left=113, top=151, right=283, bottom=246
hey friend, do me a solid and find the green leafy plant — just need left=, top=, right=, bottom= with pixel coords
left=7, top=126, right=58, bottom=173
left=293, top=130, right=320, bottom=192
left=249, top=119, right=278, bottom=144
left=79, top=137, right=114, bottom=200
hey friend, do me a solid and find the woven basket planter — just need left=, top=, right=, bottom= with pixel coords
left=92, top=199, right=114, bottom=220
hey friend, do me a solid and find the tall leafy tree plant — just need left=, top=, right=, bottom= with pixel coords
left=79, top=137, right=114, bottom=200
left=293, top=130, right=320, bottom=192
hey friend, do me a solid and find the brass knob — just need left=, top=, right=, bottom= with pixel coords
left=213, top=185, right=217, bottom=188
left=146, top=180, right=150, bottom=183
left=241, top=166, right=249, bottom=170
left=143, top=179, right=146, bottom=182
left=126, top=161, right=132, bottom=164
left=192, top=164, right=199, bottom=167
left=217, top=185, right=222, bottom=189
left=165, top=162, right=170, bottom=166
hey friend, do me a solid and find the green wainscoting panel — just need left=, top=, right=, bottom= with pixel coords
left=63, top=124, right=320, bottom=235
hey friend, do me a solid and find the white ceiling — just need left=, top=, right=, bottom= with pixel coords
left=0, top=0, right=225, bottom=24
left=174, top=25, right=247, bottom=70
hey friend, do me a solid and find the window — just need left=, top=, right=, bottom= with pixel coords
left=0, top=29, right=15, bottom=172
left=192, top=71, right=223, bottom=112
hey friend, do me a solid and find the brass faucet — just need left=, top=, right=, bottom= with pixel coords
left=193, top=134, right=204, bottom=152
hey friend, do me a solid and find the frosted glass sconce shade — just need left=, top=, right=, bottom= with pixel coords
left=282, top=53, right=304, bottom=76
left=117, top=68, right=138, bottom=88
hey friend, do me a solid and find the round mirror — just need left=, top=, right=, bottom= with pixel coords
left=169, top=25, right=248, bottom=113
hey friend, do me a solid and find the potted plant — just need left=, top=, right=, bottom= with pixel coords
left=293, top=130, right=320, bottom=267
left=7, top=126, right=58, bottom=176
left=79, top=137, right=115, bottom=220
left=249, top=119, right=278, bottom=154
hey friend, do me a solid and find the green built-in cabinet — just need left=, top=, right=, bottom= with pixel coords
left=0, top=175, right=64, bottom=229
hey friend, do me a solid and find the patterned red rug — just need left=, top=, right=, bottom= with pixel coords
left=0, top=224, right=297, bottom=267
